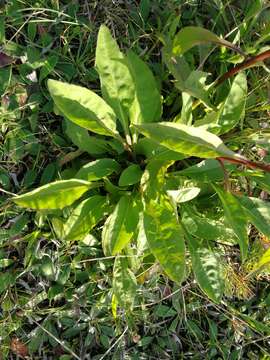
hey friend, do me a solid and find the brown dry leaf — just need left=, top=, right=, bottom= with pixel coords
left=10, top=338, right=28, bottom=358
left=0, top=52, right=14, bottom=67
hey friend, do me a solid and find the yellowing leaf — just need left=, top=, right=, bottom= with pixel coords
left=14, top=179, right=91, bottom=210
left=126, top=50, right=162, bottom=125
left=63, top=196, right=108, bottom=241
left=76, top=159, right=121, bottom=181
left=143, top=198, right=186, bottom=283
left=48, top=79, right=118, bottom=137
left=95, top=25, right=134, bottom=135
left=102, top=195, right=139, bottom=255
left=186, top=232, right=224, bottom=303
left=113, top=257, right=137, bottom=309
left=134, top=122, right=237, bottom=158
left=214, top=186, right=248, bottom=260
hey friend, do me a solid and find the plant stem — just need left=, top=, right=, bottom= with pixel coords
left=217, top=156, right=270, bottom=173
left=216, top=50, right=270, bottom=85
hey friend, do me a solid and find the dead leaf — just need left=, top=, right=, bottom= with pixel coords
left=10, top=338, right=28, bottom=358
left=0, top=52, right=14, bottom=67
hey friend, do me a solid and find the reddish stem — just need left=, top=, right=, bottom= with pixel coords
left=216, top=49, right=270, bottom=85
left=217, top=156, right=270, bottom=173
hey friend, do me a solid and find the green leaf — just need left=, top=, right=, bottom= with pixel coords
left=173, top=159, right=234, bottom=182
left=186, top=233, right=224, bottom=302
left=214, top=186, right=248, bottom=260
left=256, top=248, right=270, bottom=269
left=178, top=91, right=193, bottom=124
left=142, top=161, right=185, bottom=283
left=143, top=196, right=186, bottom=283
left=135, top=137, right=186, bottom=161
left=13, top=179, right=91, bottom=210
left=118, top=164, right=143, bottom=187
left=102, top=195, right=139, bottom=255
left=113, top=257, right=137, bottom=309
left=167, top=187, right=200, bottom=203
left=141, top=160, right=173, bottom=199
left=205, top=73, right=247, bottom=134
left=0, top=16, right=5, bottom=43
left=76, top=159, right=121, bottom=181
left=238, top=196, right=270, bottom=238
left=134, top=122, right=237, bottom=158
left=63, top=196, right=108, bottom=241
left=172, top=26, right=243, bottom=57
left=95, top=25, right=134, bottom=135
left=47, top=79, right=118, bottom=137
left=39, top=55, right=58, bottom=82
left=184, top=71, right=212, bottom=108
left=64, top=119, right=109, bottom=155
left=253, top=173, right=270, bottom=193
left=0, top=272, right=16, bottom=294
left=126, top=50, right=162, bottom=125
left=217, top=73, right=247, bottom=134
left=162, top=44, right=191, bottom=90
left=182, top=213, right=238, bottom=245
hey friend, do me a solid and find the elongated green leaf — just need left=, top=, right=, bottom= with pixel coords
left=253, top=173, right=270, bottom=193
left=162, top=44, right=191, bottom=90
left=182, top=212, right=238, bottom=245
left=238, top=196, right=270, bottom=238
left=63, top=195, right=108, bottom=241
left=238, top=312, right=270, bottom=335
left=204, top=73, right=247, bottom=135
left=186, top=233, right=224, bottom=302
left=64, top=119, right=109, bottom=155
left=134, top=122, right=237, bottom=158
left=214, top=186, right=248, bottom=260
left=47, top=79, right=118, bottom=137
left=143, top=197, right=186, bottom=283
left=102, top=195, right=139, bottom=255
left=118, top=164, right=143, bottom=187
left=163, top=45, right=212, bottom=106
left=257, top=248, right=270, bottom=269
left=142, top=160, right=185, bottom=283
left=135, top=138, right=186, bottom=161
left=95, top=25, right=134, bottom=134
left=14, top=179, right=91, bottom=210
left=217, top=72, right=247, bottom=134
left=76, top=159, right=121, bottom=181
left=113, top=257, right=137, bottom=309
left=178, top=91, right=193, bottom=124
left=172, top=26, right=243, bottom=57
left=141, top=160, right=185, bottom=282
left=126, top=50, right=162, bottom=124
left=141, top=160, right=173, bottom=199
left=173, top=159, right=234, bottom=182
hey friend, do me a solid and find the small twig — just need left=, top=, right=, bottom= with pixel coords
left=58, top=149, right=83, bottom=167
left=0, top=187, right=17, bottom=197
left=30, top=317, right=81, bottom=360
left=99, top=326, right=128, bottom=360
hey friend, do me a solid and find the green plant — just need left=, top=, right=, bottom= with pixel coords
left=12, top=24, right=270, bottom=308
